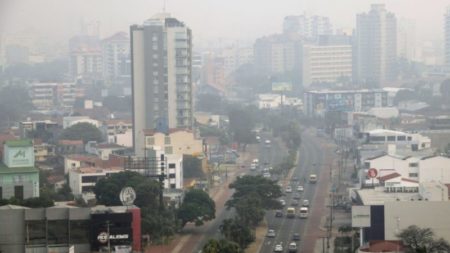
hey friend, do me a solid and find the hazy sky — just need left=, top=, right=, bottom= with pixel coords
left=1, top=0, right=449, bottom=47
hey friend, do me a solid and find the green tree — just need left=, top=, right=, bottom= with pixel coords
left=202, top=239, right=243, bottom=253
left=219, top=218, right=255, bottom=249
left=177, top=189, right=215, bottom=226
left=59, top=122, right=103, bottom=144
left=397, top=225, right=450, bottom=253
left=226, top=175, right=282, bottom=211
left=228, top=107, right=256, bottom=147
left=233, top=193, right=265, bottom=227
left=183, top=155, right=205, bottom=178
left=0, top=85, right=33, bottom=130
left=94, top=171, right=159, bottom=207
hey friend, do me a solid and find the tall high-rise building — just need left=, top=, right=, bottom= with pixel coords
left=283, top=14, right=332, bottom=40
left=131, top=13, right=193, bottom=156
left=101, top=32, right=130, bottom=81
left=354, top=4, right=397, bottom=88
left=445, top=7, right=450, bottom=69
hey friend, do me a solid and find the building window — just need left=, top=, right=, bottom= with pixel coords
left=409, top=163, right=418, bottom=167
left=164, top=146, right=173, bottom=154
left=69, top=220, right=90, bottom=243
left=169, top=163, right=176, bottom=169
left=26, top=220, right=46, bottom=245
left=47, top=220, right=69, bottom=245
left=14, top=185, right=24, bottom=200
left=170, top=183, right=176, bottom=189
left=409, top=173, right=418, bottom=177
left=164, top=136, right=171, bottom=145
left=147, top=137, right=155, bottom=145
left=169, top=173, right=176, bottom=179
left=397, top=136, right=406, bottom=141
left=81, top=176, right=99, bottom=183
left=387, top=136, right=395, bottom=141
left=407, top=136, right=412, bottom=141
left=369, top=136, right=385, bottom=142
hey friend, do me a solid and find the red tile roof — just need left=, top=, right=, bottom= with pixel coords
left=360, top=240, right=404, bottom=252
left=378, top=172, right=401, bottom=182
left=58, top=139, right=83, bottom=146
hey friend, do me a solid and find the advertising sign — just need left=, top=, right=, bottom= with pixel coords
left=6, top=146, right=34, bottom=168
left=352, top=206, right=371, bottom=227
left=368, top=168, right=378, bottom=178
left=272, top=82, right=293, bottom=92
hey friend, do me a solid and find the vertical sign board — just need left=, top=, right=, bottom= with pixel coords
left=352, top=205, right=371, bottom=228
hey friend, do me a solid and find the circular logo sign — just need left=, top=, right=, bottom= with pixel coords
left=97, top=232, right=108, bottom=244
left=368, top=168, right=378, bottom=178
left=120, top=187, right=136, bottom=206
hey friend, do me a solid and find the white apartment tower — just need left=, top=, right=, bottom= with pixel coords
left=102, top=32, right=130, bottom=81
left=283, top=14, right=332, bottom=39
left=354, top=4, right=397, bottom=88
left=445, top=7, right=450, bottom=69
left=131, top=13, right=193, bottom=156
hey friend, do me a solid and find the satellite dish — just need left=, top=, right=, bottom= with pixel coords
left=119, top=187, right=136, bottom=206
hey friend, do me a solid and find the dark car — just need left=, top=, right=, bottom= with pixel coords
left=292, top=233, right=300, bottom=241
left=275, top=210, right=283, bottom=217
left=293, top=193, right=301, bottom=200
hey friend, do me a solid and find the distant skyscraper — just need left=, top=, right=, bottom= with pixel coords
left=101, top=32, right=130, bottom=81
left=283, top=14, right=332, bottom=40
left=445, top=7, right=450, bottom=69
left=397, top=18, right=416, bottom=61
left=354, top=4, right=397, bottom=88
left=131, top=13, right=193, bottom=156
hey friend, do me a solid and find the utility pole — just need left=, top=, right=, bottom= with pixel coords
left=106, top=220, right=111, bottom=253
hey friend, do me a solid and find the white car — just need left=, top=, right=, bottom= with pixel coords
left=263, top=172, right=271, bottom=178
left=288, top=242, right=297, bottom=252
left=279, top=199, right=286, bottom=207
left=285, top=186, right=292, bottom=193
left=267, top=229, right=276, bottom=238
left=297, top=185, right=304, bottom=192
left=274, top=244, right=283, bottom=252
left=302, top=199, right=310, bottom=207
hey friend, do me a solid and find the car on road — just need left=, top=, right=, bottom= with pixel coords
left=292, top=233, right=300, bottom=241
left=297, top=185, right=304, bottom=192
left=275, top=210, right=283, bottom=217
left=288, top=242, right=297, bottom=252
left=274, top=244, right=283, bottom=252
left=279, top=199, right=286, bottom=207
left=292, top=176, right=299, bottom=181
left=285, top=186, right=292, bottom=193
left=291, top=200, right=299, bottom=206
left=256, top=135, right=261, bottom=142
left=263, top=172, right=271, bottom=178
left=309, top=174, right=318, bottom=183
left=265, top=140, right=271, bottom=147
left=267, top=229, right=276, bottom=238
left=302, top=199, right=310, bottom=207
left=293, top=193, right=301, bottom=200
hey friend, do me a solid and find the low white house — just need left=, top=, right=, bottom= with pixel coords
left=63, top=116, right=101, bottom=129
left=366, top=129, right=431, bottom=150
left=364, top=154, right=450, bottom=184
left=69, top=167, right=123, bottom=195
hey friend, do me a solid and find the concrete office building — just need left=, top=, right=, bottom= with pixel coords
left=445, top=7, right=450, bottom=69
left=0, top=140, right=39, bottom=200
left=0, top=205, right=141, bottom=253
left=131, top=13, right=193, bottom=157
left=354, top=4, right=397, bottom=87
left=101, top=32, right=130, bottom=81
left=302, top=35, right=352, bottom=87
left=283, top=14, right=332, bottom=39
left=303, top=89, right=388, bottom=117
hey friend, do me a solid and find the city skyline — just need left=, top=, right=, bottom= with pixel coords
left=1, top=0, right=449, bottom=47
